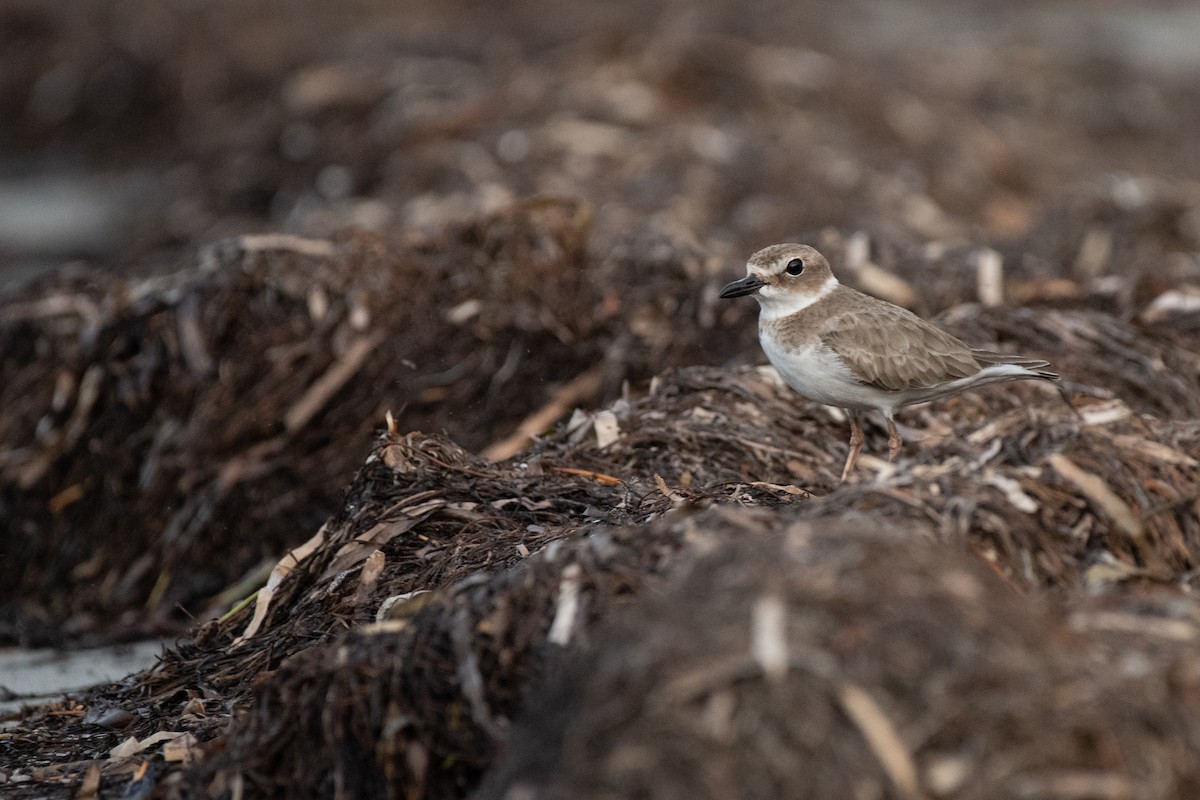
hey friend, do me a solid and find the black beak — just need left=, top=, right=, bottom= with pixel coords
left=719, top=275, right=766, bottom=298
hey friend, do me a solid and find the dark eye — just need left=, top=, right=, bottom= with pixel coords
left=785, top=258, right=804, bottom=276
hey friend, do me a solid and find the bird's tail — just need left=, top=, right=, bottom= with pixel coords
left=972, top=349, right=1059, bottom=381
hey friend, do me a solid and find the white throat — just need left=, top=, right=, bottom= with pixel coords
left=755, top=275, right=838, bottom=321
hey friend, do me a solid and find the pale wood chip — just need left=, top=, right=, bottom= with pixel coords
left=593, top=410, right=621, bottom=449
left=108, top=731, right=189, bottom=762
left=1070, top=610, right=1196, bottom=641
left=966, top=412, right=1021, bottom=445
left=162, top=732, right=201, bottom=763
left=75, top=764, right=101, bottom=799
left=351, top=550, right=387, bottom=606
left=1078, top=400, right=1131, bottom=427
left=1108, top=434, right=1198, bottom=468
left=837, top=681, right=927, bottom=800
left=375, top=589, right=435, bottom=622
left=1048, top=454, right=1143, bottom=544
left=235, top=233, right=336, bottom=258
left=984, top=472, right=1039, bottom=514
left=232, top=524, right=328, bottom=647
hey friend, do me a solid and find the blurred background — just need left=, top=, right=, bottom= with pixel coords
left=3, top=0, right=1198, bottom=294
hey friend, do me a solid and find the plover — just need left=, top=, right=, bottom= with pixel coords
left=720, top=243, right=1058, bottom=481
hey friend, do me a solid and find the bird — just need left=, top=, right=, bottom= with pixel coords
left=719, top=243, right=1059, bottom=481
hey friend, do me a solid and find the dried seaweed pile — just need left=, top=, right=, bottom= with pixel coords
left=236, top=354, right=1199, bottom=800
left=7, top=0, right=1200, bottom=288
left=6, top=0, right=1200, bottom=651
left=5, top=188, right=1198, bottom=647
left=480, top=519, right=1200, bottom=800
left=0, top=199, right=742, bottom=645
left=5, top=0, right=1200, bottom=797
left=4, top=297, right=1198, bottom=797
left=3, top=195, right=1198, bottom=791
left=1, top=422, right=684, bottom=797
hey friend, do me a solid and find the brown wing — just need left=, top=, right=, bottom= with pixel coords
left=821, top=304, right=981, bottom=391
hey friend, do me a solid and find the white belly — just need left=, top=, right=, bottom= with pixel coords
left=760, top=336, right=896, bottom=412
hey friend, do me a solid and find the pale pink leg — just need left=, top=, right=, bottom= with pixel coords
left=840, top=412, right=864, bottom=482
left=886, top=415, right=902, bottom=462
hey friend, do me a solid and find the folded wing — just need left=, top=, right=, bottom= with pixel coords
left=820, top=305, right=982, bottom=391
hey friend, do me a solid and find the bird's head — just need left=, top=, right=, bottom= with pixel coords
left=719, top=243, right=838, bottom=318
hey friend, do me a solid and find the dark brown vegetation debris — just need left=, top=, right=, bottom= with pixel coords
left=3, top=0, right=1200, bottom=798
left=480, top=518, right=1200, bottom=800
left=0, top=200, right=726, bottom=646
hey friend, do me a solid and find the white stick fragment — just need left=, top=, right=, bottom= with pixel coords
left=547, top=563, right=583, bottom=646
left=751, top=594, right=788, bottom=682
left=1142, top=288, right=1200, bottom=323
left=1079, top=400, right=1131, bottom=427
left=975, top=248, right=1004, bottom=307
left=1109, top=434, right=1199, bottom=468
left=984, top=472, right=1038, bottom=514
left=235, top=233, right=336, bottom=258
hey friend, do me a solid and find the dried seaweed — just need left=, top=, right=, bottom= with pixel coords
left=481, top=518, right=1200, bottom=800
left=5, top=1, right=1200, bottom=798
left=6, top=332, right=1198, bottom=797
left=0, top=201, right=736, bottom=645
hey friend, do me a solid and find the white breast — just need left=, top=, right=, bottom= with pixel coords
left=759, top=333, right=897, bottom=413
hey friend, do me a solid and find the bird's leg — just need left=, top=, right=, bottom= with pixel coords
left=885, top=415, right=902, bottom=462
left=840, top=412, right=864, bottom=482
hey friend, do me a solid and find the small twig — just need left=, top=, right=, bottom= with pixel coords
left=234, top=233, right=336, bottom=258
left=654, top=474, right=684, bottom=502
left=1048, top=454, right=1144, bottom=545
left=837, top=681, right=928, bottom=800
left=284, top=331, right=385, bottom=433
left=552, top=466, right=623, bottom=486
left=482, top=367, right=603, bottom=460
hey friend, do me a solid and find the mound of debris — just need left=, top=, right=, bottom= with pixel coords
left=5, top=0, right=1200, bottom=796
left=4, top=330, right=1199, bottom=797
left=0, top=199, right=734, bottom=646
left=481, top=518, right=1200, bottom=800
left=12, top=183, right=1195, bottom=649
